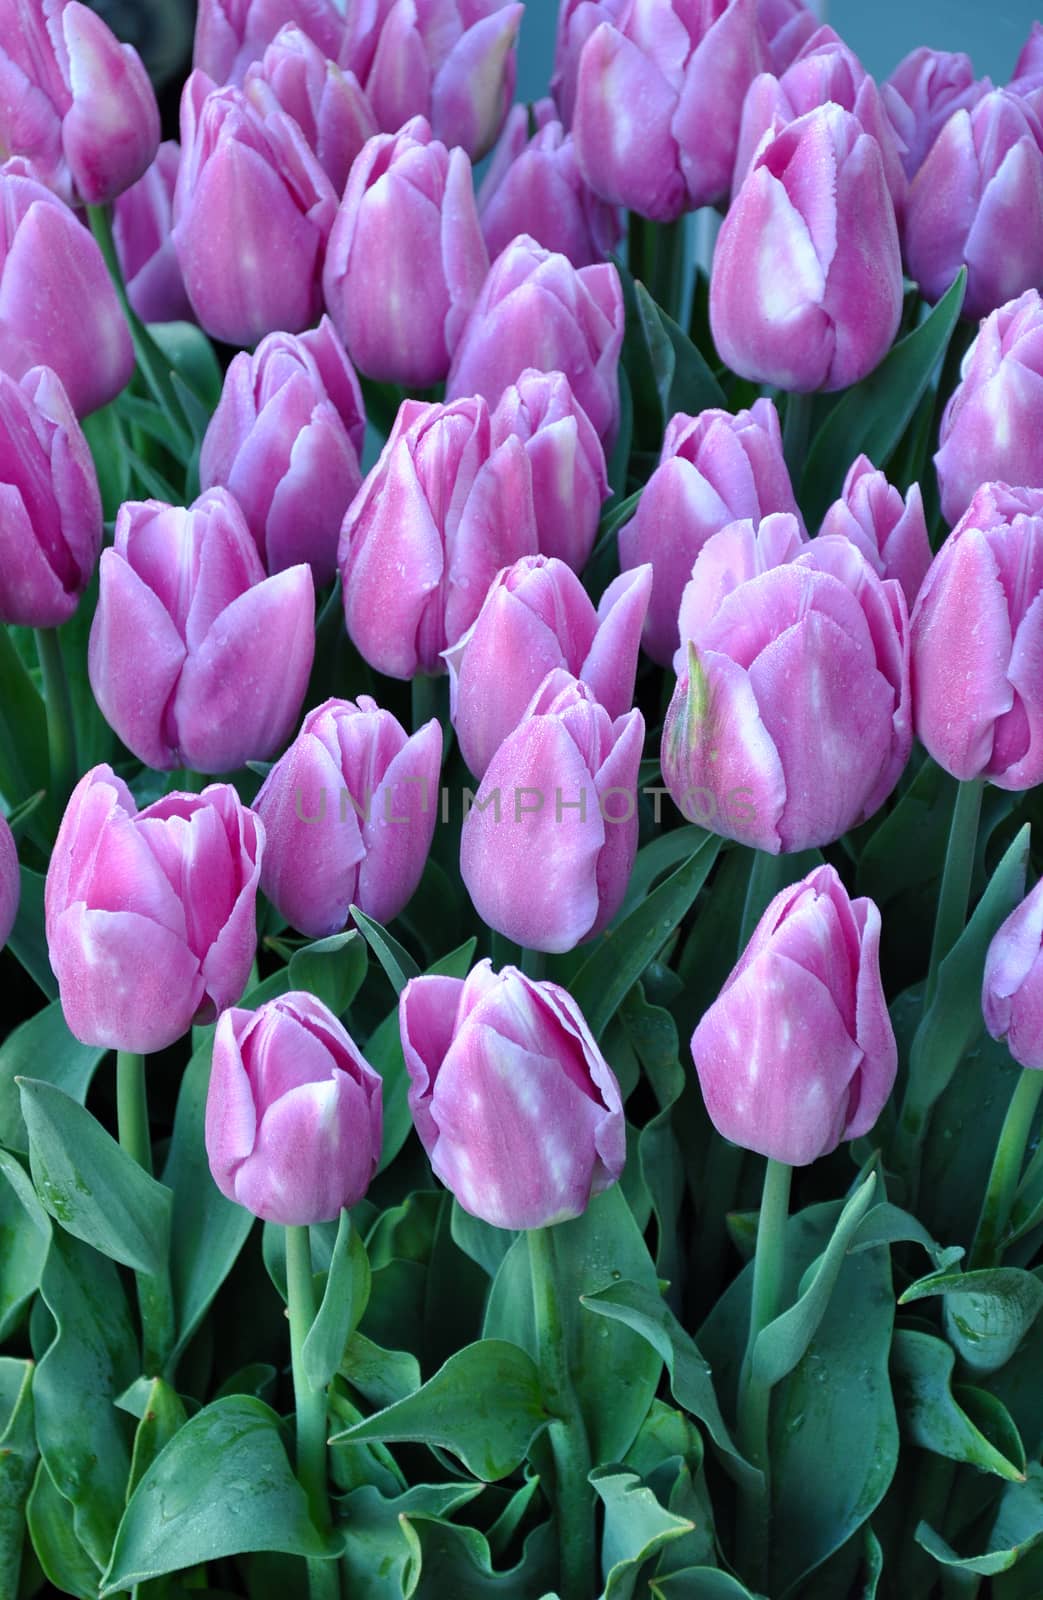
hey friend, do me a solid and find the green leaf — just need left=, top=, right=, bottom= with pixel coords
left=340, top=1332, right=421, bottom=1410
left=0, top=1002, right=105, bottom=1154
left=303, top=1210, right=371, bottom=1391
left=0, top=1358, right=36, bottom=1600
left=593, top=1468, right=695, bottom=1599
left=0, top=1153, right=49, bottom=1341
left=126, top=1377, right=188, bottom=1498
left=80, top=401, right=130, bottom=521
left=900, top=1266, right=1043, bottom=1375
left=892, top=1329, right=1027, bottom=1481
left=337, top=1484, right=484, bottom=1600
left=330, top=1339, right=548, bottom=1481
left=621, top=826, right=711, bottom=917
left=650, top=1571, right=756, bottom=1598
left=351, top=907, right=421, bottom=994
left=399, top=1511, right=556, bottom=1597
left=916, top=1463, right=1043, bottom=1576
left=857, top=756, right=958, bottom=906
left=101, top=1396, right=339, bottom=1593
left=450, top=1200, right=515, bottom=1278
left=149, top=319, right=224, bottom=417
left=289, top=930, right=368, bottom=1017
left=849, top=1201, right=963, bottom=1271
left=25, top=1459, right=99, bottom=1600
left=7, top=866, right=57, bottom=999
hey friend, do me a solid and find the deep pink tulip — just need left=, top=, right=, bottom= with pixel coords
left=882, top=47, right=989, bottom=181
left=711, top=103, right=903, bottom=393
left=447, top=234, right=624, bottom=448
left=757, top=0, right=817, bottom=74
left=617, top=398, right=802, bottom=667
left=662, top=533, right=911, bottom=852
left=0, top=814, right=18, bottom=951
left=253, top=696, right=443, bottom=938
left=490, top=367, right=609, bottom=571
left=112, top=142, right=194, bottom=325
left=173, top=69, right=337, bottom=346
left=819, top=454, right=932, bottom=612
left=45, top=766, right=263, bottom=1052
left=199, top=318, right=364, bottom=583
left=206, top=992, right=383, bottom=1224
left=445, top=557, right=651, bottom=779
left=244, top=25, right=376, bottom=197
left=400, top=959, right=625, bottom=1227
left=673, top=511, right=806, bottom=672
left=460, top=669, right=644, bottom=952
left=89, top=490, right=315, bottom=774
left=0, top=171, right=133, bottom=415
left=692, top=864, right=896, bottom=1165
left=339, top=395, right=539, bottom=679
left=911, top=483, right=1043, bottom=790
left=983, top=876, right=1043, bottom=1069
left=0, top=366, right=102, bottom=627
left=322, top=116, right=488, bottom=388
left=193, top=0, right=344, bottom=86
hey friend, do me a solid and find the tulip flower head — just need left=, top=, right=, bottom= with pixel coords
left=112, top=142, right=195, bottom=325
left=882, top=46, right=989, bottom=181
left=983, top=876, right=1043, bottom=1070
left=244, top=25, right=377, bottom=196
left=0, top=814, right=18, bottom=952
left=819, top=454, right=932, bottom=611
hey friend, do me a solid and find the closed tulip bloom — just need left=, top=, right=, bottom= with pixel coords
left=673, top=511, right=806, bottom=671
left=89, top=490, right=315, bottom=774
left=904, top=90, right=1043, bottom=321
left=206, top=992, right=383, bottom=1225
left=692, top=864, right=896, bottom=1165
left=445, top=557, right=652, bottom=778
left=882, top=48, right=989, bottom=182
left=983, top=877, right=1043, bottom=1069
left=710, top=104, right=903, bottom=394
left=46, top=766, right=263, bottom=1052
left=200, top=318, right=364, bottom=582
left=447, top=235, right=624, bottom=448
left=244, top=26, right=376, bottom=197
left=757, top=0, right=817, bottom=74
left=322, top=117, right=488, bottom=388
left=193, top=0, right=344, bottom=86
left=400, top=959, right=625, bottom=1227
left=0, top=366, right=102, bottom=628
left=340, top=395, right=538, bottom=679
left=461, top=669, right=644, bottom=952
left=112, top=142, right=194, bottom=325
left=819, top=454, right=932, bottom=611
left=253, top=696, right=443, bottom=938
left=618, top=398, right=802, bottom=666
left=173, top=70, right=337, bottom=347
left=0, top=814, right=18, bottom=951
left=911, top=483, right=1043, bottom=790
left=0, top=172, right=132, bottom=416
left=1011, top=22, right=1043, bottom=95
left=490, top=367, right=609, bottom=570
left=662, top=535, right=911, bottom=852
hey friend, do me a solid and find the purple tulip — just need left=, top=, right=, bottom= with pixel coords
left=322, top=116, right=488, bottom=388
left=206, top=992, right=383, bottom=1225
left=444, top=556, right=652, bottom=779
left=819, top=454, right=932, bottom=612
left=0, top=171, right=133, bottom=416
left=88, top=490, right=315, bottom=775
left=45, top=766, right=263, bottom=1052
left=339, top=395, right=539, bottom=679
left=911, top=483, right=1043, bottom=791
left=199, top=318, right=364, bottom=583
left=935, top=291, right=1043, bottom=527
left=400, top=959, right=626, bottom=1227
left=112, top=142, right=194, bottom=325
left=460, top=669, right=644, bottom=952
left=253, top=696, right=443, bottom=938
left=0, top=814, right=18, bottom=951
left=173, top=69, right=337, bottom=347
left=1011, top=22, right=1043, bottom=96
left=711, top=103, right=903, bottom=394
left=490, top=367, right=609, bottom=571
left=617, top=398, right=802, bottom=667
left=757, top=0, right=818, bottom=74
left=244, top=25, right=376, bottom=197
left=662, top=533, right=911, bottom=852
left=692, top=864, right=896, bottom=1165
left=882, top=47, right=989, bottom=181
left=447, top=234, right=624, bottom=448
left=477, top=98, right=621, bottom=268
left=0, top=366, right=102, bottom=628
left=673, top=511, right=806, bottom=672
left=193, top=0, right=344, bottom=86
left=983, top=877, right=1043, bottom=1069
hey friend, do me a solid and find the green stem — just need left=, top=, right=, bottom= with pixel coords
left=628, top=215, right=688, bottom=323
left=116, top=1052, right=152, bottom=1176
left=924, top=777, right=985, bottom=1010
left=528, top=1227, right=595, bottom=1600
left=35, top=628, right=77, bottom=823
left=116, top=1053, right=176, bottom=1374
left=520, top=947, right=546, bottom=982
left=410, top=672, right=439, bottom=735
left=970, top=1070, right=1043, bottom=1269
left=285, top=1225, right=339, bottom=1600
left=782, top=391, right=814, bottom=481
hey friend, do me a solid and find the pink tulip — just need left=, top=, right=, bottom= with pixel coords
left=206, top=992, right=383, bottom=1224
left=199, top=317, right=364, bottom=583
left=1011, top=22, right=1043, bottom=96
left=445, top=556, right=651, bottom=778
left=0, top=814, right=18, bottom=951
left=692, top=864, right=896, bottom=1165
left=244, top=25, right=376, bottom=197
left=253, top=696, right=443, bottom=938
left=673, top=511, right=806, bottom=672
left=757, top=0, right=817, bottom=74
left=983, top=876, right=1043, bottom=1069
left=88, top=490, right=315, bottom=774
left=400, top=959, right=625, bottom=1227
left=45, top=766, right=263, bottom=1052
left=112, top=142, right=194, bottom=325
left=193, top=0, right=344, bottom=86
left=819, top=454, right=932, bottom=611
left=882, top=47, right=989, bottom=181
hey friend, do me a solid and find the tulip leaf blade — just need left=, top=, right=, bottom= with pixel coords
left=25, top=1457, right=101, bottom=1600
left=891, top=1328, right=1026, bottom=1482
left=914, top=1463, right=1043, bottom=1577
left=126, top=1378, right=188, bottom=1499
left=351, top=907, right=421, bottom=995
left=302, top=1210, right=371, bottom=1392
left=6, top=866, right=57, bottom=1002
left=899, top=1266, right=1043, bottom=1375
left=0, top=625, right=49, bottom=819
left=289, top=929, right=368, bottom=1018
left=0, top=1357, right=36, bottom=1596
left=620, top=263, right=726, bottom=453
left=592, top=1467, right=695, bottom=1594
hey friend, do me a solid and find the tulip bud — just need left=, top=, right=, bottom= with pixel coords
left=490, top=368, right=609, bottom=571
left=460, top=669, right=644, bottom=952
left=173, top=70, right=337, bottom=347
left=206, top=992, right=382, bottom=1225
left=0, top=366, right=102, bottom=628
left=691, top=864, right=896, bottom=1165
left=935, top=291, right=1043, bottom=527
left=882, top=47, right=989, bottom=181
left=617, top=398, right=802, bottom=667
left=1011, top=22, right=1043, bottom=95
left=911, top=483, right=1043, bottom=790
left=400, top=959, right=626, bottom=1228
left=445, top=557, right=651, bottom=779
left=447, top=235, right=624, bottom=448
left=199, top=318, right=364, bottom=582
left=89, top=490, right=315, bottom=774
left=710, top=103, right=903, bottom=393
left=478, top=99, right=621, bottom=267
left=673, top=512, right=806, bottom=671
left=983, top=877, right=1043, bottom=1069
left=193, top=0, right=344, bottom=86
left=322, top=117, right=488, bottom=388
left=662, top=533, right=911, bottom=852
left=0, top=814, right=18, bottom=951
left=45, top=766, right=263, bottom=1052
left=340, top=395, right=539, bottom=679
left=757, top=0, right=818, bottom=74
left=244, top=26, right=376, bottom=197
left=112, top=142, right=194, bottom=325
left=819, top=454, right=932, bottom=611
left=253, top=696, right=443, bottom=938
left=0, top=172, right=133, bottom=416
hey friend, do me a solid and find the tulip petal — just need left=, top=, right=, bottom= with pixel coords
left=88, top=548, right=186, bottom=771
left=49, top=902, right=203, bottom=1053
